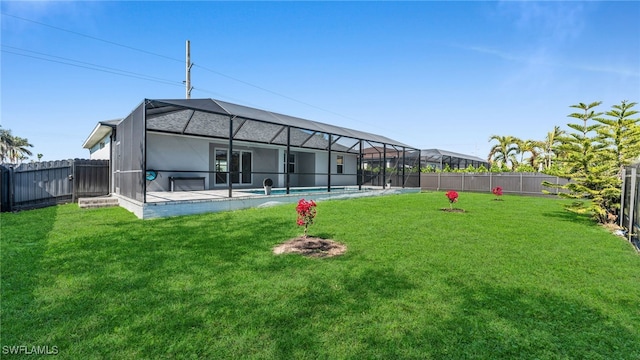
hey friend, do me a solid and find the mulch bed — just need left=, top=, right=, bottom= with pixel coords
left=273, top=237, right=347, bottom=258
left=440, top=208, right=466, bottom=213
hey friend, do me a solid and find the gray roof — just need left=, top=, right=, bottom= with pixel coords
left=421, top=148, right=488, bottom=163
left=145, top=99, right=417, bottom=149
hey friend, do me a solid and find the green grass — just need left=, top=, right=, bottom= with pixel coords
left=2, top=192, right=639, bottom=359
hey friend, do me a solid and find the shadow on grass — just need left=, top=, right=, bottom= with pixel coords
left=542, top=208, right=595, bottom=227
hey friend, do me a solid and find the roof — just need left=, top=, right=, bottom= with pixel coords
left=420, top=148, right=487, bottom=163
left=82, top=119, right=122, bottom=149
left=145, top=99, right=417, bottom=149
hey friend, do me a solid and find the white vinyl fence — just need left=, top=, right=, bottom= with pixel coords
left=420, top=172, right=569, bottom=196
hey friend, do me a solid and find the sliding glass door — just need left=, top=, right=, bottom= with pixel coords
left=215, top=149, right=252, bottom=185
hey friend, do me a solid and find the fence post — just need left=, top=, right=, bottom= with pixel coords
left=437, top=172, right=441, bottom=191
left=520, top=173, right=523, bottom=193
left=628, top=167, right=637, bottom=242
left=9, top=166, right=15, bottom=211
left=461, top=172, right=465, bottom=191
left=620, top=168, right=627, bottom=228
left=71, top=160, right=76, bottom=204
left=489, top=172, right=492, bottom=193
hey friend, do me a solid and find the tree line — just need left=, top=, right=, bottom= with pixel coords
left=489, top=100, right=640, bottom=224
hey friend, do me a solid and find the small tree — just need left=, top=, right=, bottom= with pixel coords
left=543, top=101, right=619, bottom=223
left=595, top=101, right=640, bottom=176
left=445, top=190, right=458, bottom=209
left=296, top=199, right=317, bottom=238
left=492, top=186, right=503, bottom=200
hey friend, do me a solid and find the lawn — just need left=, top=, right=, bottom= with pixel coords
left=2, top=192, right=639, bottom=359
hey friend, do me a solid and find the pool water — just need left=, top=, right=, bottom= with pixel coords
left=240, top=187, right=368, bottom=195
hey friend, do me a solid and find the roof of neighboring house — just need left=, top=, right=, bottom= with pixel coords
left=420, top=148, right=488, bottom=163
left=145, top=99, right=417, bottom=149
left=82, top=119, right=122, bottom=149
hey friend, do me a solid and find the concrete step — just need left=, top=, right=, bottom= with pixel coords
left=78, top=196, right=119, bottom=209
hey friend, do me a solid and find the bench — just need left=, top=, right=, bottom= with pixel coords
left=169, top=177, right=206, bottom=192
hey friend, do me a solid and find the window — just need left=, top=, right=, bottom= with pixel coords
left=285, top=153, right=295, bottom=173
left=337, top=155, right=344, bottom=174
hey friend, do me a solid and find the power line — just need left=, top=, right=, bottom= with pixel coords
left=193, top=64, right=363, bottom=122
left=2, top=48, right=183, bottom=87
left=2, top=45, right=183, bottom=86
left=2, top=12, right=366, bottom=125
left=1, top=12, right=183, bottom=64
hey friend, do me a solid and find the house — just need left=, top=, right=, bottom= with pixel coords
left=82, top=119, right=121, bottom=160
left=419, top=149, right=489, bottom=170
left=360, top=147, right=488, bottom=172
left=83, top=98, right=421, bottom=218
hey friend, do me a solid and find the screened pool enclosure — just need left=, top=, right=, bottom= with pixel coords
left=111, top=99, right=421, bottom=208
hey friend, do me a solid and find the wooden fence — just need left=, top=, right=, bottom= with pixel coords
left=0, top=159, right=110, bottom=212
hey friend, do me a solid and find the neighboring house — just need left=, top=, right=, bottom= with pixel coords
left=361, top=147, right=488, bottom=171
left=82, top=119, right=121, bottom=160
left=419, top=149, right=489, bottom=170
left=83, top=99, right=421, bottom=212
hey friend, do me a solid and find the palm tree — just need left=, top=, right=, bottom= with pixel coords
left=487, top=135, right=519, bottom=170
left=7, top=136, right=33, bottom=164
left=541, top=126, right=565, bottom=170
left=0, top=127, right=15, bottom=163
left=0, top=127, right=33, bottom=164
left=515, top=139, right=543, bottom=170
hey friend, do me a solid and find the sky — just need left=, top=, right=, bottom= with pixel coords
left=1, top=1, right=639, bottom=162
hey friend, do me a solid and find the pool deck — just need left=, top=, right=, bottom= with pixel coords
left=145, top=186, right=373, bottom=203
left=116, top=186, right=419, bottom=219
left=146, top=189, right=255, bottom=203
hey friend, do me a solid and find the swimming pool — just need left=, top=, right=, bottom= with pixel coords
left=239, top=186, right=370, bottom=195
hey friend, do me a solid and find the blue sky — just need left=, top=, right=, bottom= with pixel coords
left=2, top=1, right=639, bottom=162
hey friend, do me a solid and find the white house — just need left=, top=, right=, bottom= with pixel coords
left=83, top=98, right=421, bottom=218
left=82, top=119, right=120, bottom=160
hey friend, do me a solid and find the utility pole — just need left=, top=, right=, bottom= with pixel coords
left=185, top=40, right=193, bottom=99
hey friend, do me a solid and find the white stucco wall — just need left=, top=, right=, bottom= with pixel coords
left=146, top=132, right=211, bottom=191
left=89, top=135, right=111, bottom=160
left=314, top=152, right=358, bottom=186
left=145, top=132, right=359, bottom=191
